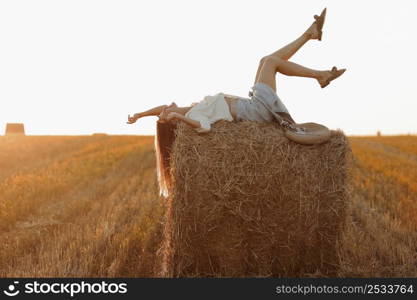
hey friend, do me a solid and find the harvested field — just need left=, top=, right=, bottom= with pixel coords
left=0, top=133, right=416, bottom=277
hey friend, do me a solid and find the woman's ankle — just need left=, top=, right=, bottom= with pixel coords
left=316, top=71, right=329, bottom=83
left=302, top=31, right=313, bottom=41
left=304, top=22, right=319, bottom=40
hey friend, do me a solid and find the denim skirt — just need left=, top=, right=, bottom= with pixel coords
left=235, top=82, right=290, bottom=122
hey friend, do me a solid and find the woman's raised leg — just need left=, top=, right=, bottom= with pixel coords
left=272, top=22, right=321, bottom=60
left=255, top=56, right=345, bottom=91
left=254, top=18, right=322, bottom=84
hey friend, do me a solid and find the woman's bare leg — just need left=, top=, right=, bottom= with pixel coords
left=255, top=56, right=334, bottom=92
left=273, top=23, right=320, bottom=60
left=254, top=23, right=320, bottom=84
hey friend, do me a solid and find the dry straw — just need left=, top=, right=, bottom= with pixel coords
left=159, top=120, right=351, bottom=277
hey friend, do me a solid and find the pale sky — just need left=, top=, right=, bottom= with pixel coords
left=1, top=0, right=416, bottom=136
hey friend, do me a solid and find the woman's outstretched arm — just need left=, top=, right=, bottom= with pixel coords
left=165, top=112, right=202, bottom=129
left=127, top=104, right=170, bottom=124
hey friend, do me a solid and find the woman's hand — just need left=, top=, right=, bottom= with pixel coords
left=158, top=108, right=169, bottom=122
left=165, top=112, right=181, bottom=122
left=127, top=113, right=140, bottom=124
left=159, top=106, right=180, bottom=122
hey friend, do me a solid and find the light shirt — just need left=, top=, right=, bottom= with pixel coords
left=185, top=93, right=233, bottom=133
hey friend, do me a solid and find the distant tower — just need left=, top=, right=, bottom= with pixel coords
left=5, top=123, right=25, bottom=135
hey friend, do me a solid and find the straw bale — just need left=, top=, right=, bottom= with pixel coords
left=160, top=120, right=350, bottom=277
left=5, top=123, right=25, bottom=135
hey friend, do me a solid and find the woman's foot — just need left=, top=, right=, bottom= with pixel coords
left=305, top=8, right=327, bottom=41
left=317, top=67, right=346, bottom=88
left=305, top=22, right=321, bottom=40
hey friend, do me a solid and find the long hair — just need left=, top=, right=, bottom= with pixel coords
left=155, top=120, right=177, bottom=198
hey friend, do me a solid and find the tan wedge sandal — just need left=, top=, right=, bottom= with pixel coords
left=320, top=67, right=346, bottom=88
left=314, top=8, right=327, bottom=41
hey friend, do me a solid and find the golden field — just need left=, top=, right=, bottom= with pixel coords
left=0, top=134, right=416, bottom=277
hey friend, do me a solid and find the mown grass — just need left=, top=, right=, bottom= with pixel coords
left=0, top=134, right=416, bottom=277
